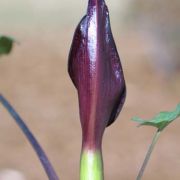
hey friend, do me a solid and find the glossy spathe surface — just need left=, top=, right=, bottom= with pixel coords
left=68, top=0, right=126, bottom=149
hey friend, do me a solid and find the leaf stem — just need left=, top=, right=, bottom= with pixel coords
left=0, top=94, right=59, bottom=180
left=136, top=130, right=161, bottom=180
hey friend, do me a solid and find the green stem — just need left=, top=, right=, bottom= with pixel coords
left=136, top=130, right=161, bottom=180
left=80, top=149, right=104, bottom=180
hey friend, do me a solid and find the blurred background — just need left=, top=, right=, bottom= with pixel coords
left=0, top=0, right=180, bottom=179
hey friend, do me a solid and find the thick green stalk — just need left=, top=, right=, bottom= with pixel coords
left=136, top=130, right=161, bottom=180
left=80, top=149, right=104, bottom=180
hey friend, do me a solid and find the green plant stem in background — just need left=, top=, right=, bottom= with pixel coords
left=133, top=103, right=180, bottom=180
left=80, top=150, right=104, bottom=180
left=0, top=94, right=59, bottom=180
left=136, top=130, right=161, bottom=180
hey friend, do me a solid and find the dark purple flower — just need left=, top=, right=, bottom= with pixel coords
left=68, top=0, right=126, bottom=151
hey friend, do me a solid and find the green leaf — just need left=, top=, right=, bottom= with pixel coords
left=132, top=103, right=180, bottom=131
left=0, top=36, right=15, bottom=55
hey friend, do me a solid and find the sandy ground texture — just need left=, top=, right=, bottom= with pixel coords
left=0, top=0, right=180, bottom=180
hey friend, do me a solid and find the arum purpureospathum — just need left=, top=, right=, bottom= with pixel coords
left=68, top=0, right=126, bottom=179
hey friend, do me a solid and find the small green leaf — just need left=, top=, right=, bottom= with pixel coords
left=0, top=36, right=15, bottom=55
left=132, top=103, right=180, bottom=131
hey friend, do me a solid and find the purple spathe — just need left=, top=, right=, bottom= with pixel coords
left=68, top=0, right=126, bottom=150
